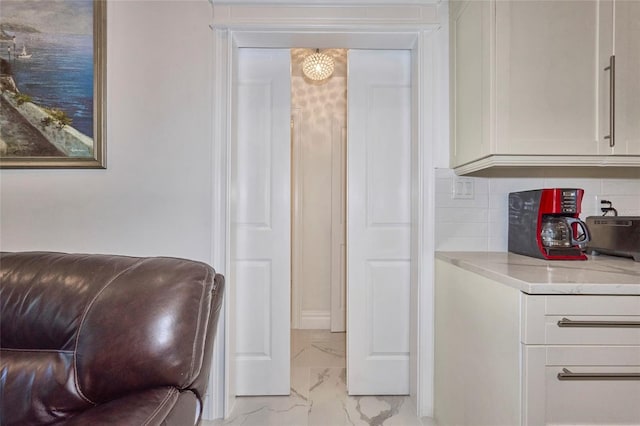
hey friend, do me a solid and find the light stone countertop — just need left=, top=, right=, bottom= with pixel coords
left=436, top=251, right=640, bottom=295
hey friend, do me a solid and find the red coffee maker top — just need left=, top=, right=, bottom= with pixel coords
left=538, top=188, right=583, bottom=216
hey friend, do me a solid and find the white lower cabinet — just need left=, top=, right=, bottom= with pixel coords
left=435, top=259, right=640, bottom=426
left=524, top=346, right=640, bottom=425
left=522, top=294, right=640, bottom=425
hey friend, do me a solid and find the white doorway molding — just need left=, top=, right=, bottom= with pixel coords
left=291, top=107, right=304, bottom=330
left=330, top=112, right=347, bottom=333
left=207, top=1, right=447, bottom=420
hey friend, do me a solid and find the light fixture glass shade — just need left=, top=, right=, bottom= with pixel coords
left=302, top=50, right=335, bottom=81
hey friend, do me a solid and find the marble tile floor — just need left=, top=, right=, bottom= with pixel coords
left=203, top=329, right=434, bottom=426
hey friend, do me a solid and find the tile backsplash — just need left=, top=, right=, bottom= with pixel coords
left=435, top=168, right=640, bottom=252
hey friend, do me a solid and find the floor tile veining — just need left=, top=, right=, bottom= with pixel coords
left=204, top=329, right=428, bottom=426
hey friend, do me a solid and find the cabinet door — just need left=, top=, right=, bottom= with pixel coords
left=495, top=1, right=600, bottom=155
left=613, top=0, right=640, bottom=155
left=450, top=0, right=492, bottom=167
left=523, top=346, right=640, bottom=425
left=522, top=294, right=640, bottom=346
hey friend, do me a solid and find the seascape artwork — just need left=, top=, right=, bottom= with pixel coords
left=0, top=0, right=105, bottom=168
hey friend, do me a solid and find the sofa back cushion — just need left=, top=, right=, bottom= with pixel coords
left=0, top=252, right=223, bottom=424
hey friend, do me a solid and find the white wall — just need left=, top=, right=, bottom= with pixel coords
left=291, top=75, right=347, bottom=328
left=435, top=168, right=640, bottom=251
left=0, top=0, right=214, bottom=263
left=1, top=0, right=220, bottom=417
left=1, top=0, right=221, bottom=418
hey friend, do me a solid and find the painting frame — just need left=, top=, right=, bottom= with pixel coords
left=0, top=0, right=106, bottom=169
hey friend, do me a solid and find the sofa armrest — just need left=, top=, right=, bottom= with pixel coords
left=64, top=387, right=199, bottom=426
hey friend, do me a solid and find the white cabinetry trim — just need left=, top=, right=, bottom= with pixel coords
left=455, top=154, right=640, bottom=175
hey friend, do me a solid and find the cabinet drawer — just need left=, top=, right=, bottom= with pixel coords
left=522, top=294, right=640, bottom=345
left=523, top=346, right=640, bottom=425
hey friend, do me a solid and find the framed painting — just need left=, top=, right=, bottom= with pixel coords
left=0, top=0, right=106, bottom=168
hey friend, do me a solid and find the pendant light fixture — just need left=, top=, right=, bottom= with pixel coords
left=302, top=49, right=334, bottom=81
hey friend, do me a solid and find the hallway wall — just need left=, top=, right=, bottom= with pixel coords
left=0, top=1, right=218, bottom=416
left=291, top=74, right=347, bottom=328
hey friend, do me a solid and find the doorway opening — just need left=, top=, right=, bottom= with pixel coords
left=291, top=48, right=347, bottom=335
left=290, top=47, right=348, bottom=398
left=210, top=10, right=447, bottom=416
left=215, top=23, right=439, bottom=419
left=232, top=46, right=412, bottom=400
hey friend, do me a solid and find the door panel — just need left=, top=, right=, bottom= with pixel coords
left=497, top=0, right=600, bottom=155
left=233, top=48, right=291, bottom=395
left=614, top=0, right=640, bottom=154
left=347, top=49, right=411, bottom=395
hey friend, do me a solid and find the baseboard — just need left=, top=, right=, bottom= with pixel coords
left=299, top=310, right=331, bottom=329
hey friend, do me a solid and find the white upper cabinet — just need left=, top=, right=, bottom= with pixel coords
left=450, top=0, right=640, bottom=174
left=495, top=1, right=600, bottom=156
left=601, top=0, right=640, bottom=155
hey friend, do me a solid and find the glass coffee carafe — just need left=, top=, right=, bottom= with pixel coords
left=540, top=216, right=590, bottom=249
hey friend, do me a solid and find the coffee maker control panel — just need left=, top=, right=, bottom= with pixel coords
left=542, top=188, right=582, bottom=215
left=561, top=189, right=579, bottom=213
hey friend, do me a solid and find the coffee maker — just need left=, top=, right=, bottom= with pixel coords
left=508, top=188, right=590, bottom=260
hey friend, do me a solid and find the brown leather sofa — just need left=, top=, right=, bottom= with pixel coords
left=0, top=252, right=224, bottom=425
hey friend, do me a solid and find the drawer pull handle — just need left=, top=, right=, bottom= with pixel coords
left=557, top=318, right=640, bottom=328
left=604, top=55, right=615, bottom=147
left=558, top=368, right=640, bottom=381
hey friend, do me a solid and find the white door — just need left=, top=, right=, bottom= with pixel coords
left=331, top=115, right=347, bottom=332
left=347, top=49, right=411, bottom=395
left=233, top=48, right=291, bottom=395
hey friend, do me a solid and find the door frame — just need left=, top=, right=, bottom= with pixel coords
left=290, top=107, right=304, bottom=329
left=330, top=112, right=346, bottom=333
left=207, top=2, right=445, bottom=419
